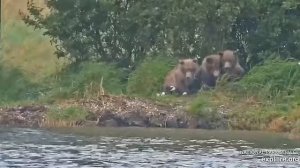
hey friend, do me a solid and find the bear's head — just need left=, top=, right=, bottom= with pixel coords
left=179, top=58, right=199, bottom=84
left=203, top=55, right=221, bottom=78
left=219, top=50, right=238, bottom=73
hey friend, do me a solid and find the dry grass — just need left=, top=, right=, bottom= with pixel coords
left=267, top=117, right=290, bottom=132
left=41, top=119, right=80, bottom=128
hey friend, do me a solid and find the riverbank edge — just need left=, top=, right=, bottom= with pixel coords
left=0, top=95, right=299, bottom=140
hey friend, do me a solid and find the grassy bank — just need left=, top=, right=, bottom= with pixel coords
left=1, top=0, right=299, bottom=140
left=1, top=58, right=299, bottom=135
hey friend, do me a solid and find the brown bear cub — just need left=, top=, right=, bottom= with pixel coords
left=196, top=54, right=222, bottom=90
left=219, top=50, right=245, bottom=81
left=162, top=58, right=200, bottom=95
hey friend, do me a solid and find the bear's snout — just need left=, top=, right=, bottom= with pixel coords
left=185, top=72, right=194, bottom=81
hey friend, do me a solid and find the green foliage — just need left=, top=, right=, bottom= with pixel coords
left=1, top=20, right=61, bottom=81
left=47, top=107, right=88, bottom=122
left=127, top=56, right=175, bottom=97
left=23, top=0, right=300, bottom=69
left=184, top=59, right=300, bottom=131
left=23, top=0, right=300, bottom=67
left=239, top=59, right=300, bottom=98
left=187, top=95, right=214, bottom=118
left=0, top=63, right=41, bottom=103
left=45, top=62, right=126, bottom=100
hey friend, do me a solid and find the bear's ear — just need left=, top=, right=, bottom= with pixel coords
left=206, top=57, right=213, bottom=64
left=179, top=59, right=185, bottom=65
left=192, top=58, right=198, bottom=63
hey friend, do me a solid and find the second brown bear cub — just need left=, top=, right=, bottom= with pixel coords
left=163, top=58, right=200, bottom=95
left=197, top=54, right=222, bottom=89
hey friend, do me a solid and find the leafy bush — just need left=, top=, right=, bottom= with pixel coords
left=0, top=64, right=40, bottom=103
left=239, top=59, right=300, bottom=98
left=45, top=62, right=126, bottom=100
left=187, top=94, right=215, bottom=118
left=127, top=56, right=176, bottom=97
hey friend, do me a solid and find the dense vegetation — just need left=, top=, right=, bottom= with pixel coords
left=1, top=0, right=300, bottom=134
left=22, top=0, right=300, bottom=69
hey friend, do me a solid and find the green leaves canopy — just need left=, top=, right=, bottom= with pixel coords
left=22, top=0, right=300, bottom=69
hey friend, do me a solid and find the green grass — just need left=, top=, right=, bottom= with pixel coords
left=47, top=106, right=89, bottom=122
left=0, top=63, right=42, bottom=103
left=1, top=1, right=300, bottom=134
left=186, top=60, right=300, bottom=132
left=239, top=60, right=300, bottom=97
left=40, top=62, right=127, bottom=102
left=127, top=55, right=176, bottom=97
left=43, top=106, right=90, bottom=127
left=2, top=20, right=63, bottom=82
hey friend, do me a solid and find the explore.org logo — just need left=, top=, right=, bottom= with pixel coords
left=261, top=157, right=300, bottom=163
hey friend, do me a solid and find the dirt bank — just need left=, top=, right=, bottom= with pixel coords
left=1, top=95, right=299, bottom=140
left=0, top=105, right=47, bottom=127
left=0, top=95, right=227, bottom=129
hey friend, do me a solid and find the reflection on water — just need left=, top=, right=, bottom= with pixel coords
left=0, top=127, right=299, bottom=168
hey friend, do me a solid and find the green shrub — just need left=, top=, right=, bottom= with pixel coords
left=44, top=62, right=126, bottom=100
left=239, top=60, right=300, bottom=97
left=187, top=93, right=216, bottom=118
left=127, top=56, right=176, bottom=97
left=0, top=64, right=41, bottom=103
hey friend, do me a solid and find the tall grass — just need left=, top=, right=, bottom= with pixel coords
left=187, top=59, right=300, bottom=131
left=127, top=55, right=176, bottom=97
left=42, top=62, right=127, bottom=101
left=43, top=106, right=89, bottom=128
left=239, top=60, right=300, bottom=98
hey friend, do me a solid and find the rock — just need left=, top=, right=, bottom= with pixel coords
left=198, top=118, right=211, bottom=129
left=124, top=111, right=148, bottom=127
left=98, top=119, right=119, bottom=127
left=177, top=118, right=188, bottom=128
left=166, top=116, right=178, bottom=128
left=127, top=117, right=147, bottom=127
left=149, top=118, right=164, bottom=127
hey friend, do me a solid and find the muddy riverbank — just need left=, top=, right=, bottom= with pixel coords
left=0, top=95, right=227, bottom=129
left=0, top=95, right=299, bottom=140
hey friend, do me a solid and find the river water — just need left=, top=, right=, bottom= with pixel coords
left=0, top=127, right=299, bottom=168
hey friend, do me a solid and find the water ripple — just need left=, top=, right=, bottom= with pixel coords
left=0, top=128, right=299, bottom=168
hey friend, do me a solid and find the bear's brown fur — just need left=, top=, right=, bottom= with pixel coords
left=219, top=50, right=245, bottom=81
left=162, top=58, right=199, bottom=95
left=197, top=54, right=222, bottom=89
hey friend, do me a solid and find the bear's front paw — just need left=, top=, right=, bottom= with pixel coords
left=170, top=86, right=176, bottom=91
